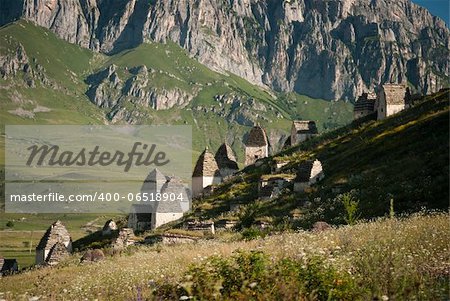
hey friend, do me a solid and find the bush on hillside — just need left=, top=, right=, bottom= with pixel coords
left=155, top=250, right=359, bottom=300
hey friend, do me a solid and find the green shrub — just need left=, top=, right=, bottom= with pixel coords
left=6, top=221, right=14, bottom=228
left=237, top=202, right=261, bottom=229
left=340, top=192, right=360, bottom=225
left=273, top=216, right=293, bottom=231
left=241, top=227, right=267, bottom=241
left=155, top=250, right=359, bottom=300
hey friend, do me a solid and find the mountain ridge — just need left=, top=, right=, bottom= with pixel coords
left=1, top=0, right=448, bottom=100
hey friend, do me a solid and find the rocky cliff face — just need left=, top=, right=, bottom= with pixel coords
left=0, top=42, right=54, bottom=88
left=2, top=0, right=449, bottom=100
left=85, top=64, right=194, bottom=121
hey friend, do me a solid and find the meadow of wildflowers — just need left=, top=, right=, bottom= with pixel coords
left=0, top=212, right=448, bottom=300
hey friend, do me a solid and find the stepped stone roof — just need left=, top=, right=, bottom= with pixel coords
left=193, top=148, right=220, bottom=177
left=245, top=125, right=268, bottom=147
left=141, top=168, right=169, bottom=192
left=292, top=121, right=318, bottom=134
left=36, top=220, right=71, bottom=251
left=354, top=93, right=376, bottom=111
left=215, top=143, right=239, bottom=170
left=46, top=241, right=70, bottom=266
left=140, top=168, right=169, bottom=212
left=381, top=84, right=407, bottom=105
left=156, top=177, right=190, bottom=213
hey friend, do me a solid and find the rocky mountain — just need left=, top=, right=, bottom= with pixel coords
left=86, top=64, right=194, bottom=113
left=1, top=20, right=354, bottom=160
left=1, top=0, right=448, bottom=100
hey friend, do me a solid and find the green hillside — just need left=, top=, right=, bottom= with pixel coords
left=0, top=20, right=353, bottom=162
left=0, top=21, right=105, bottom=125
left=0, top=19, right=352, bottom=267
left=83, top=40, right=352, bottom=160
left=183, top=89, right=449, bottom=228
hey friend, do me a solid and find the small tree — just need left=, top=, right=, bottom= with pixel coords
left=6, top=220, right=14, bottom=228
left=341, top=193, right=360, bottom=225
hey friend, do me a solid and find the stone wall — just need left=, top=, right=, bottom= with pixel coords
left=161, top=234, right=198, bottom=245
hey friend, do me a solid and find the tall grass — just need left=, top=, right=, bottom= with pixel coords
left=0, top=212, right=448, bottom=300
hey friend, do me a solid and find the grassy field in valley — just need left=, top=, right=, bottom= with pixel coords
left=0, top=214, right=122, bottom=267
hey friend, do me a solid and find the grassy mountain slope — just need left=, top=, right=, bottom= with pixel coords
left=0, top=20, right=353, bottom=162
left=184, top=90, right=449, bottom=227
left=0, top=21, right=105, bottom=125
left=89, top=41, right=353, bottom=160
